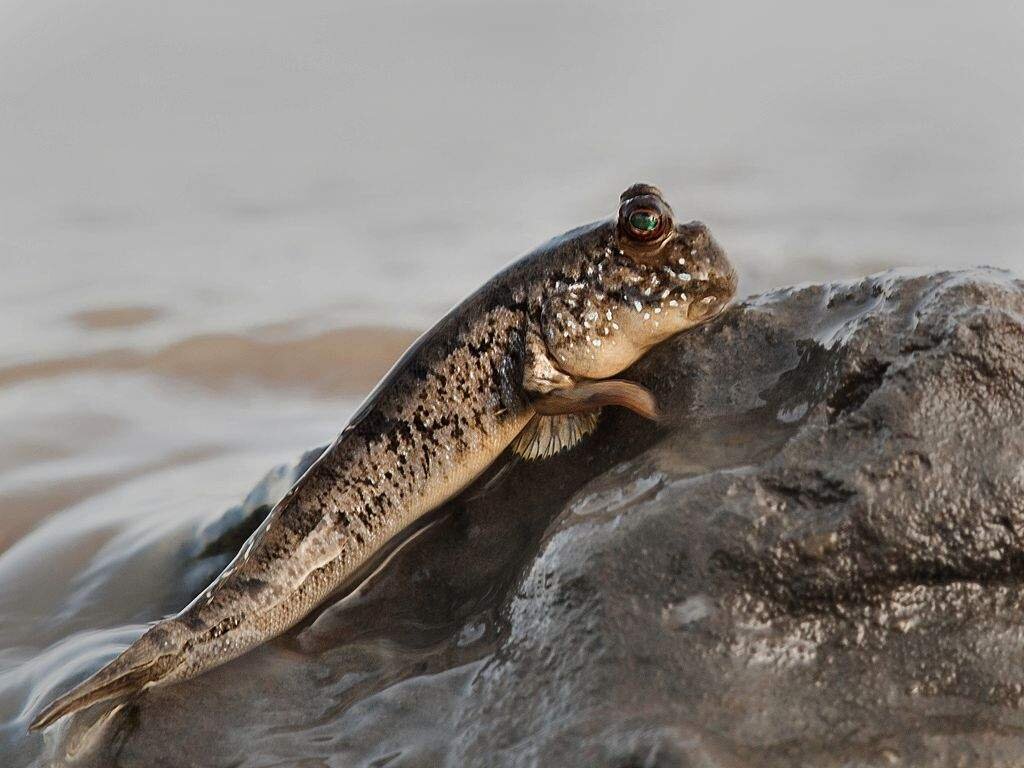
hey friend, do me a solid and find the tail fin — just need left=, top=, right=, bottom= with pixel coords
left=29, top=622, right=186, bottom=731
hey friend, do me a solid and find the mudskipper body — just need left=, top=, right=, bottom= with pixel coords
left=31, top=183, right=737, bottom=730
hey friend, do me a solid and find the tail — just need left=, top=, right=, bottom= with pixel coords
left=29, top=621, right=188, bottom=732
left=31, top=457, right=370, bottom=731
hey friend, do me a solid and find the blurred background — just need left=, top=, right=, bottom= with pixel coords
left=1, top=0, right=1022, bottom=762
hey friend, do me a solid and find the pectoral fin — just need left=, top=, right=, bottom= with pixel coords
left=532, top=379, right=659, bottom=421
left=511, top=379, right=659, bottom=461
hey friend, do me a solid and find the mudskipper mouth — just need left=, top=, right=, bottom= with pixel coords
left=687, top=293, right=730, bottom=322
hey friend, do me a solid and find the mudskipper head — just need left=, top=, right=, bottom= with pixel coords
left=616, top=182, right=736, bottom=310
left=541, top=183, right=737, bottom=380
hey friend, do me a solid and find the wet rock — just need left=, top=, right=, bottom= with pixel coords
left=52, top=269, right=1024, bottom=767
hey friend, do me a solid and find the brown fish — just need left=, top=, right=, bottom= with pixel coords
left=30, top=183, right=737, bottom=731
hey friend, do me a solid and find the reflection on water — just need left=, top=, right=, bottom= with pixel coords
left=0, top=0, right=1022, bottom=764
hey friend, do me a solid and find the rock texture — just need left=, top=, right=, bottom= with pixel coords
left=49, top=269, right=1024, bottom=767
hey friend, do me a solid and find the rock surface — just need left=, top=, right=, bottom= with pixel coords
left=47, top=269, right=1024, bottom=767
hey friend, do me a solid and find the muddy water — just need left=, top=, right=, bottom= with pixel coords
left=1, top=0, right=1023, bottom=765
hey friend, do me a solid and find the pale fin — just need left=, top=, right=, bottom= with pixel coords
left=533, top=379, right=659, bottom=421
left=511, top=411, right=600, bottom=460
left=466, top=453, right=522, bottom=500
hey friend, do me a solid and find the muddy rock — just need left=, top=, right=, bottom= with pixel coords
left=48, top=269, right=1024, bottom=767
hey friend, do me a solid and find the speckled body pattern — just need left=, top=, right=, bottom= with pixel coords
left=31, top=185, right=736, bottom=730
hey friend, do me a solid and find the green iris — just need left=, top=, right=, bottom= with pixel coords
left=628, top=210, right=660, bottom=233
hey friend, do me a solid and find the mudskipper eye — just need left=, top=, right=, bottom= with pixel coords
left=628, top=209, right=661, bottom=235
left=618, top=193, right=673, bottom=244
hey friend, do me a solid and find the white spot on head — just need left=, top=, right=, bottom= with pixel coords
left=605, top=309, right=612, bottom=320
left=643, top=312, right=651, bottom=320
left=592, top=338, right=601, bottom=347
left=611, top=322, right=619, bottom=330
left=654, top=307, right=662, bottom=314
left=669, top=299, right=679, bottom=307
left=679, top=273, right=692, bottom=282
left=690, top=248, right=697, bottom=255
left=634, top=301, right=643, bottom=312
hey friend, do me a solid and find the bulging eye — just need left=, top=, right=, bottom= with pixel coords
left=618, top=188, right=673, bottom=244
left=628, top=209, right=661, bottom=235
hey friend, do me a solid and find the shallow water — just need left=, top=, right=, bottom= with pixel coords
left=1, top=0, right=1022, bottom=764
